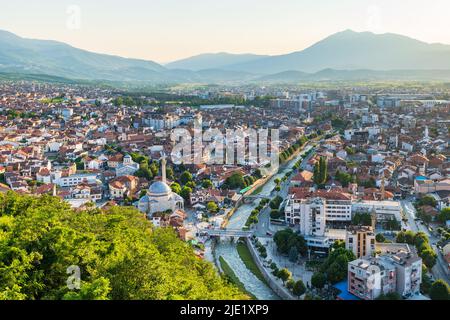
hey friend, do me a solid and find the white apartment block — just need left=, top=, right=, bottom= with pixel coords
left=348, top=256, right=397, bottom=300
left=285, top=194, right=402, bottom=249
left=144, top=114, right=181, bottom=130
left=285, top=197, right=352, bottom=231
left=52, top=171, right=99, bottom=187
left=348, top=245, right=422, bottom=300
left=285, top=197, right=328, bottom=237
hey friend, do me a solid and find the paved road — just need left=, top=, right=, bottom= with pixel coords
left=255, top=145, right=316, bottom=237
left=401, top=200, right=449, bottom=285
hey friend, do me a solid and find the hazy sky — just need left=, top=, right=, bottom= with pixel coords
left=1, top=0, right=450, bottom=63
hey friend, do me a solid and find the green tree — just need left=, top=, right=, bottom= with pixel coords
left=278, top=268, right=291, bottom=285
left=417, top=196, right=437, bottom=207
left=437, top=208, right=450, bottom=224
left=63, top=278, right=111, bottom=300
left=429, top=280, right=450, bottom=300
left=224, top=173, right=246, bottom=190
left=207, top=202, right=219, bottom=214
left=180, top=186, right=193, bottom=203
left=171, top=182, right=182, bottom=195
left=375, top=233, right=386, bottom=243
left=149, top=161, right=159, bottom=177
left=420, top=248, right=437, bottom=269
left=332, top=240, right=345, bottom=250
left=320, top=248, right=356, bottom=284
left=270, top=209, right=281, bottom=220
left=286, top=279, right=295, bottom=291
left=0, top=192, right=247, bottom=300
left=180, top=171, right=193, bottom=185
left=202, top=179, right=213, bottom=189
left=274, top=229, right=307, bottom=256
left=313, top=157, right=328, bottom=185
left=311, top=272, right=326, bottom=289
left=185, top=181, right=196, bottom=189
left=352, top=213, right=372, bottom=226
left=292, top=280, right=306, bottom=297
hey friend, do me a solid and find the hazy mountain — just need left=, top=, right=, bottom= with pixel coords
left=165, top=53, right=268, bottom=71
left=226, top=30, right=450, bottom=74
left=0, top=30, right=166, bottom=81
left=1, top=29, right=450, bottom=83
left=257, top=70, right=310, bottom=82
left=255, top=68, right=450, bottom=83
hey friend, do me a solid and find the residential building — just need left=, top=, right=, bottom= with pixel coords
left=346, top=225, right=376, bottom=258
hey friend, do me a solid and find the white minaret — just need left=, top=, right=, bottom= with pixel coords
left=424, top=126, right=429, bottom=141
left=161, top=154, right=167, bottom=184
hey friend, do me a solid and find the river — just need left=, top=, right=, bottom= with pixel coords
left=213, top=145, right=313, bottom=300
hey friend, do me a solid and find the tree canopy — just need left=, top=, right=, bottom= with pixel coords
left=429, top=280, right=450, bottom=300
left=273, top=229, right=307, bottom=256
left=0, top=192, right=246, bottom=300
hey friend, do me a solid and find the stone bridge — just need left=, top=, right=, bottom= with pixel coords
left=199, top=228, right=254, bottom=238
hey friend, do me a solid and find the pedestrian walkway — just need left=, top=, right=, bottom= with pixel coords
left=259, top=237, right=313, bottom=287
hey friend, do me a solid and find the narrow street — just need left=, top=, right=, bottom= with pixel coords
left=401, top=200, right=450, bottom=285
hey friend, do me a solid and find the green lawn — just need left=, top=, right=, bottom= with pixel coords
left=219, top=256, right=255, bottom=300
left=236, top=242, right=269, bottom=287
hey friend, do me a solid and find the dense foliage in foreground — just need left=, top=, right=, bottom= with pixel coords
left=0, top=192, right=247, bottom=300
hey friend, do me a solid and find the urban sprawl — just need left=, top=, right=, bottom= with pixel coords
left=0, top=81, right=449, bottom=300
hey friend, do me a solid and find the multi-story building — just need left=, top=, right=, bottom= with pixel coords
left=144, top=113, right=181, bottom=130
left=346, top=225, right=376, bottom=258
left=285, top=189, right=403, bottom=250
left=348, top=245, right=422, bottom=300
left=352, top=200, right=403, bottom=222
left=285, top=190, right=353, bottom=250
left=285, top=197, right=327, bottom=238
left=348, top=255, right=397, bottom=300
left=52, top=171, right=99, bottom=188
left=285, top=190, right=353, bottom=232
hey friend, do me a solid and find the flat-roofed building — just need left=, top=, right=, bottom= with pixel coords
left=352, top=200, right=402, bottom=222
left=348, top=244, right=422, bottom=300
left=346, top=225, right=376, bottom=258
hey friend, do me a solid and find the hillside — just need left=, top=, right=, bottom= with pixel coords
left=166, top=52, right=268, bottom=71
left=226, top=30, right=450, bottom=74
left=0, top=192, right=248, bottom=300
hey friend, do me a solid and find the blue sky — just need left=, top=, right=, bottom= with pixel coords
left=1, top=0, right=449, bottom=63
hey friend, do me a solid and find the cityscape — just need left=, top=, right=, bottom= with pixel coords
left=0, top=0, right=449, bottom=309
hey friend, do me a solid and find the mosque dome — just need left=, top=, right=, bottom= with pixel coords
left=149, top=181, right=171, bottom=195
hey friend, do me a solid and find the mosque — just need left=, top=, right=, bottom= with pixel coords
left=137, top=157, right=184, bottom=217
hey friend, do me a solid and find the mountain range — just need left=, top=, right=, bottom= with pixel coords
left=1, top=29, right=450, bottom=83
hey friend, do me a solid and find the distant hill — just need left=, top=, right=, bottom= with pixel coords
left=0, top=30, right=165, bottom=81
left=256, top=69, right=450, bottom=83
left=1, top=29, right=450, bottom=83
left=226, top=30, right=450, bottom=74
left=165, top=52, right=268, bottom=71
